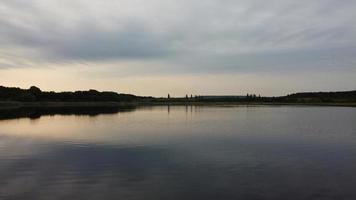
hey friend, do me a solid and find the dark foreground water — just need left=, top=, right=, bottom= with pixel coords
left=0, top=106, right=356, bottom=200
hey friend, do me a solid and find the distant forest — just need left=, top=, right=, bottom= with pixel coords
left=282, top=90, right=356, bottom=103
left=0, top=86, right=150, bottom=102
left=0, top=86, right=355, bottom=103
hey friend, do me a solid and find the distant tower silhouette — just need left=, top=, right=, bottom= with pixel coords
left=168, top=94, right=170, bottom=99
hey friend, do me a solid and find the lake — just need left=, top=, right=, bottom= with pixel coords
left=0, top=106, right=356, bottom=200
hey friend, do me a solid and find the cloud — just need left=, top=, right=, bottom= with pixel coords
left=0, top=0, right=355, bottom=75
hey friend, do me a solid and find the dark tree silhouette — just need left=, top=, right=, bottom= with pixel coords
left=0, top=86, right=149, bottom=102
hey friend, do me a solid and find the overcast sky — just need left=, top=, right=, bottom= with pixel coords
left=0, top=0, right=355, bottom=96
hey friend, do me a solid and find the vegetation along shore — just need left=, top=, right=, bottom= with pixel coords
left=1, top=86, right=356, bottom=108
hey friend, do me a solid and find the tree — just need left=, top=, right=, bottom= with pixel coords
left=28, top=86, right=42, bottom=100
left=29, top=86, right=41, bottom=95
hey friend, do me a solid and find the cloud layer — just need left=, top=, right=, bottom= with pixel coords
left=0, top=0, right=356, bottom=95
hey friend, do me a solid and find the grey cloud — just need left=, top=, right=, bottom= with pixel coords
left=0, top=19, right=178, bottom=61
left=53, top=25, right=178, bottom=61
left=0, top=0, right=356, bottom=73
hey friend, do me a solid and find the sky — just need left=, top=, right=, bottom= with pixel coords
left=0, top=0, right=356, bottom=97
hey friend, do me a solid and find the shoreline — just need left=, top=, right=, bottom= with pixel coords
left=1, top=101, right=355, bottom=120
left=1, top=101, right=356, bottom=109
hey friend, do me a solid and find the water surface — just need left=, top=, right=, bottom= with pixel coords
left=0, top=106, right=356, bottom=200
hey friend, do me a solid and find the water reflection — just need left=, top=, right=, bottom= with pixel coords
left=0, top=106, right=356, bottom=200
left=0, top=106, right=137, bottom=120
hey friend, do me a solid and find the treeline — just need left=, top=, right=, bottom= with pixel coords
left=1, top=85, right=355, bottom=103
left=0, top=86, right=150, bottom=102
left=155, top=91, right=356, bottom=103
left=281, top=90, right=356, bottom=103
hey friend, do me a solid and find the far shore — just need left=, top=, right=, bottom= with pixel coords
left=1, top=101, right=356, bottom=109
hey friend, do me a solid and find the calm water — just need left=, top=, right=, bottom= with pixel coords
left=0, top=106, right=356, bottom=200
